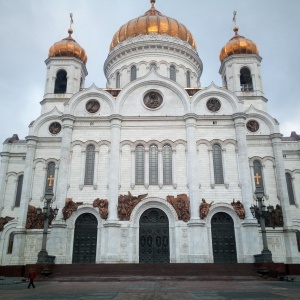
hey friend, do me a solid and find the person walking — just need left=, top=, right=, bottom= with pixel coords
left=28, top=270, right=36, bottom=289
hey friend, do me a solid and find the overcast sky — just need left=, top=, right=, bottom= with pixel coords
left=0, top=0, right=299, bottom=145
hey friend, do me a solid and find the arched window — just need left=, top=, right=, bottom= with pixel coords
left=240, top=67, right=253, bottom=91
left=54, top=70, right=67, bottom=94
left=163, top=145, right=172, bottom=185
left=149, top=145, right=158, bottom=185
left=135, top=145, right=145, bottom=185
left=7, top=233, right=14, bottom=254
left=14, top=175, right=23, bottom=207
left=212, top=144, right=224, bottom=184
left=45, top=162, right=55, bottom=194
left=224, top=76, right=227, bottom=88
left=253, top=160, right=264, bottom=190
left=286, top=173, right=295, bottom=205
left=116, top=72, right=120, bottom=88
left=130, top=65, right=137, bottom=81
left=186, top=71, right=191, bottom=87
left=170, top=65, right=176, bottom=81
left=84, top=145, right=95, bottom=185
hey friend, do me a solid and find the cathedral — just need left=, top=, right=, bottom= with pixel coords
left=0, top=0, right=300, bottom=266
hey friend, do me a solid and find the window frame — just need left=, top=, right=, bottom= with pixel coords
left=212, top=144, right=224, bottom=184
left=84, top=144, right=96, bottom=185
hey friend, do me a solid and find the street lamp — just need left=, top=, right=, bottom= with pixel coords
left=250, top=186, right=274, bottom=263
left=37, top=191, right=58, bottom=264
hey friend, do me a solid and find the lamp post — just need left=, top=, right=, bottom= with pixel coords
left=250, top=186, right=273, bottom=263
left=36, top=191, right=58, bottom=264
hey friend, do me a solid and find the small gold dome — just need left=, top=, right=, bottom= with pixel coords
left=219, top=26, right=259, bottom=61
left=110, top=0, right=197, bottom=51
left=48, top=28, right=87, bottom=64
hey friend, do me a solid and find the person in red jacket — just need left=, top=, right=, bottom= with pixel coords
left=28, top=270, right=36, bottom=289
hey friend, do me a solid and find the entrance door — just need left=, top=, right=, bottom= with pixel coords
left=139, top=208, right=170, bottom=264
left=72, top=213, right=98, bottom=264
left=211, top=212, right=237, bottom=263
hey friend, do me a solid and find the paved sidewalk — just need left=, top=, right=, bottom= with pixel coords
left=0, top=278, right=300, bottom=300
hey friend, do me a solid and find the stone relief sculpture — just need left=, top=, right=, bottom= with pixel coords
left=231, top=199, right=245, bottom=219
left=266, top=204, right=284, bottom=228
left=167, top=194, right=190, bottom=222
left=62, top=198, right=83, bottom=220
left=0, top=216, right=14, bottom=231
left=118, top=192, right=148, bottom=221
left=25, top=205, right=45, bottom=229
left=93, top=198, right=109, bottom=220
left=199, top=198, right=214, bottom=219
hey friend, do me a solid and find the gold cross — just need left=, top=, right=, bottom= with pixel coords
left=48, top=175, right=54, bottom=187
left=254, top=173, right=261, bottom=185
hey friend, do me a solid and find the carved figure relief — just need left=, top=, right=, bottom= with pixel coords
left=118, top=192, right=148, bottom=221
left=206, top=98, right=221, bottom=112
left=266, top=205, right=284, bottom=228
left=62, top=198, right=83, bottom=220
left=49, top=122, right=62, bottom=134
left=143, top=91, right=163, bottom=109
left=246, top=120, right=259, bottom=132
left=86, top=99, right=100, bottom=113
left=167, top=194, right=190, bottom=222
left=93, top=198, right=109, bottom=220
left=0, top=216, right=14, bottom=231
left=26, top=205, right=45, bottom=229
left=231, top=199, right=245, bottom=219
left=199, top=198, right=214, bottom=219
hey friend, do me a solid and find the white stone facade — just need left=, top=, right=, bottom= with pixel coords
left=1, top=11, right=300, bottom=266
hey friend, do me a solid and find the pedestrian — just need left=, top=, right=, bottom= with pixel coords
left=28, top=269, right=36, bottom=289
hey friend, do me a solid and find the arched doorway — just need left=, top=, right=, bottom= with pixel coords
left=139, top=208, right=170, bottom=264
left=72, top=213, right=98, bottom=264
left=211, top=212, right=237, bottom=263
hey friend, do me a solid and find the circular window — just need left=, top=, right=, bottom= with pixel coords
left=206, top=98, right=221, bottom=112
left=86, top=99, right=100, bottom=113
left=246, top=120, right=259, bottom=132
left=143, top=91, right=163, bottom=109
left=49, top=122, right=61, bottom=135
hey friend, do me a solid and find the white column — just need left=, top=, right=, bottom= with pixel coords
left=0, top=149, right=10, bottom=213
left=222, top=149, right=229, bottom=189
left=144, top=149, right=149, bottom=188
left=131, top=150, right=135, bottom=189
left=55, top=115, right=74, bottom=220
left=261, top=164, right=269, bottom=199
left=93, top=149, right=99, bottom=189
left=172, top=149, right=177, bottom=189
left=158, top=149, right=163, bottom=188
left=208, top=149, right=214, bottom=189
left=79, top=149, right=86, bottom=189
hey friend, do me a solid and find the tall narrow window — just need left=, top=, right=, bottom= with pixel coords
left=163, top=145, right=172, bottom=185
left=224, top=76, right=227, bottom=88
left=84, top=145, right=95, bottom=185
left=116, top=72, right=120, bottom=88
left=7, top=233, right=14, bottom=254
left=54, top=70, right=67, bottom=93
left=130, top=65, right=137, bottom=81
left=240, top=67, right=253, bottom=91
left=186, top=71, right=191, bottom=87
left=14, top=175, right=23, bottom=207
left=286, top=173, right=295, bottom=205
left=135, top=146, right=145, bottom=185
left=170, top=65, right=176, bottom=82
left=212, top=144, right=224, bottom=184
left=253, top=160, right=264, bottom=191
left=149, top=145, right=158, bottom=185
left=45, top=162, right=55, bottom=194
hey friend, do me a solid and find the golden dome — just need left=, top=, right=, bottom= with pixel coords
left=110, top=0, right=197, bottom=51
left=219, top=26, right=259, bottom=61
left=48, top=28, right=87, bottom=64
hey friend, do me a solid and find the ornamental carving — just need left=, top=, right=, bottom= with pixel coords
left=93, top=198, right=109, bottom=220
left=231, top=199, right=245, bottom=219
left=265, top=205, right=284, bottom=228
left=246, top=120, right=259, bottom=132
left=206, top=98, right=221, bottom=112
left=118, top=192, right=148, bottom=221
left=0, top=216, right=14, bottom=231
left=199, top=198, right=214, bottom=219
left=86, top=99, right=100, bottom=113
left=26, top=205, right=45, bottom=229
left=62, top=198, right=83, bottom=220
left=143, top=91, right=163, bottom=109
left=167, top=194, right=190, bottom=222
left=49, top=122, right=62, bottom=135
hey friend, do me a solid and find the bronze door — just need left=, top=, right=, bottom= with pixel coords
left=211, top=212, right=237, bottom=263
left=139, top=208, right=170, bottom=264
left=72, top=213, right=98, bottom=264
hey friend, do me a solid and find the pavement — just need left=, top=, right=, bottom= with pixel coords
left=0, top=277, right=300, bottom=300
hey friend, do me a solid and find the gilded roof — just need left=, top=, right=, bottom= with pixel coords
left=110, top=0, right=197, bottom=51
left=48, top=28, right=87, bottom=64
left=219, top=26, right=259, bottom=61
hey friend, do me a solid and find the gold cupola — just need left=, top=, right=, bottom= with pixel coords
left=219, top=25, right=259, bottom=61
left=48, top=16, right=87, bottom=64
left=110, top=0, right=197, bottom=51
